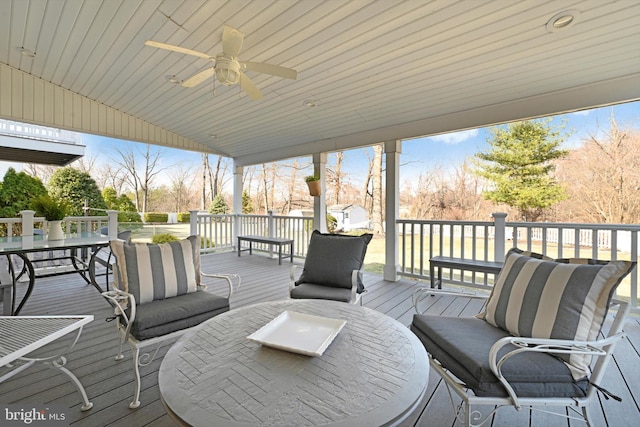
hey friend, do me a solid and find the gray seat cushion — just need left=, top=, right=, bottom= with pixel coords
left=295, top=230, right=372, bottom=293
left=290, top=283, right=354, bottom=303
left=410, top=315, right=588, bottom=398
left=127, top=291, right=229, bottom=340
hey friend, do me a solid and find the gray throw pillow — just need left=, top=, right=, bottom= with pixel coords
left=296, top=230, right=372, bottom=293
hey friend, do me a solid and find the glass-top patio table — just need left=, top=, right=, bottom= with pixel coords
left=0, top=233, right=110, bottom=315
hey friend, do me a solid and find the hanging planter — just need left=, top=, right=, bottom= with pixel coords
left=305, top=175, right=321, bottom=196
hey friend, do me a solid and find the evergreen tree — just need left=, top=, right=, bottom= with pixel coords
left=209, top=193, right=229, bottom=214
left=0, top=168, right=47, bottom=217
left=242, top=191, right=254, bottom=214
left=474, top=119, right=569, bottom=221
left=102, top=187, right=142, bottom=223
left=48, top=167, right=107, bottom=216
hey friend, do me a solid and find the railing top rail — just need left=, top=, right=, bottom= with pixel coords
left=506, top=221, right=640, bottom=231
left=397, top=218, right=640, bottom=232
left=397, top=219, right=494, bottom=226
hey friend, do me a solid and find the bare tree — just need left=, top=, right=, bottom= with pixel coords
left=113, top=144, right=168, bottom=214
left=23, top=164, right=58, bottom=183
left=327, top=151, right=346, bottom=205
left=70, top=155, right=98, bottom=175
left=557, top=113, right=640, bottom=223
left=201, top=154, right=208, bottom=210
left=169, top=164, right=197, bottom=212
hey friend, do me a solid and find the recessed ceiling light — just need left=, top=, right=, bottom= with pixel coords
left=209, top=134, right=217, bottom=139
left=18, top=47, right=36, bottom=57
left=303, top=99, right=317, bottom=108
left=167, top=75, right=182, bottom=84
left=546, top=10, right=580, bottom=32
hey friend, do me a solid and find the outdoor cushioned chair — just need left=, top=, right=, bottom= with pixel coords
left=102, top=235, right=240, bottom=409
left=290, top=230, right=372, bottom=304
left=410, top=248, right=635, bottom=427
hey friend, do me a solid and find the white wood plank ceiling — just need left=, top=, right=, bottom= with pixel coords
left=1, top=0, right=639, bottom=166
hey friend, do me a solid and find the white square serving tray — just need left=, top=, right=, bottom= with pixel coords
left=247, top=311, right=346, bottom=356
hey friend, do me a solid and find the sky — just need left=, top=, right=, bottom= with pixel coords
left=1, top=100, right=638, bottom=189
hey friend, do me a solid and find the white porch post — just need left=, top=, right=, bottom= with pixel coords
left=189, top=209, right=199, bottom=236
left=233, top=162, right=244, bottom=246
left=313, top=153, right=327, bottom=233
left=383, top=140, right=401, bottom=282
left=106, top=210, right=118, bottom=239
left=19, top=210, right=35, bottom=236
left=492, top=212, right=508, bottom=262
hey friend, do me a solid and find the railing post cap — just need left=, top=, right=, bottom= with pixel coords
left=491, top=212, right=508, bottom=219
left=19, top=210, right=36, bottom=216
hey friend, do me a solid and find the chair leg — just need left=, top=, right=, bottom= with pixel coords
left=582, top=405, right=592, bottom=427
left=115, top=334, right=125, bottom=361
left=129, top=344, right=141, bottom=409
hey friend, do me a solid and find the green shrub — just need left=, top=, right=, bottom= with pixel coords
left=119, top=211, right=142, bottom=223
left=151, top=233, right=178, bottom=244
left=201, top=236, right=214, bottom=249
left=144, top=212, right=168, bottom=223
left=177, top=212, right=190, bottom=223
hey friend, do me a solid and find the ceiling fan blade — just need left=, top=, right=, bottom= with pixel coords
left=222, top=25, right=244, bottom=58
left=239, top=72, right=263, bottom=100
left=182, top=68, right=216, bottom=88
left=145, top=40, right=212, bottom=60
left=241, top=61, right=297, bottom=80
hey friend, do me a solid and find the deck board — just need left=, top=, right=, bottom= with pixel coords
left=2, top=251, right=639, bottom=426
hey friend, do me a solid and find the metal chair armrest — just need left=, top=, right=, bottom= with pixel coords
left=101, top=289, right=136, bottom=339
left=488, top=333, right=625, bottom=409
left=201, top=271, right=241, bottom=300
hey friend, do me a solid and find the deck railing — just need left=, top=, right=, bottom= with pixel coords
left=191, top=211, right=314, bottom=257
left=398, top=215, right=640, bottom=310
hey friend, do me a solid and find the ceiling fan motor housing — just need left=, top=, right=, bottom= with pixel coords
left=215, top=54, right=240, bottom=85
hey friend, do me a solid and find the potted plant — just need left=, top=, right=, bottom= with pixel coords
left=31, top=194, right=68, bottom=240
left=305, top=175, right=321, bottom=196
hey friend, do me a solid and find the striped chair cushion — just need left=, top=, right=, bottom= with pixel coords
left=111, top=236, right=201, bottom=304
left=484, top=248, right=634, bottom=378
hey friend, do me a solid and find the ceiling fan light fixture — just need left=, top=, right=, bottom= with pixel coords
left=546, top=10, right=580, bottom=32
left=215, top=55, right=241, bottom=85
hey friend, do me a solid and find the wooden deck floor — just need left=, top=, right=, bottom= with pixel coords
left=2, top=251, right=640, bottom=426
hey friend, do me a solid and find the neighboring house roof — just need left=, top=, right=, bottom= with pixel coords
left=328, top=204, right=363, bottom=213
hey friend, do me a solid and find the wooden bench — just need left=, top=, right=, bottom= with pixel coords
left=237, top=235, right=294, bottom=265
left=429, top=256, right=503, bottom=289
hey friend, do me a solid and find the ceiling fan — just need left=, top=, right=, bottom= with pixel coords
left=145, top=25, right=297, bottom=100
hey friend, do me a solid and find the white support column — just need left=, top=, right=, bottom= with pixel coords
left=383, top=140, right=401, bottom=282
left=492, top=212, right=508, bottom=262
left=106, top=210, right=119, bottom=239
left=313, top=153, right=328, bottom=233
left=189, top=209, right=199, bottom=236
left=19, top=210, right=35, bottom=237
left=233, top=162, right=244, bottom=246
